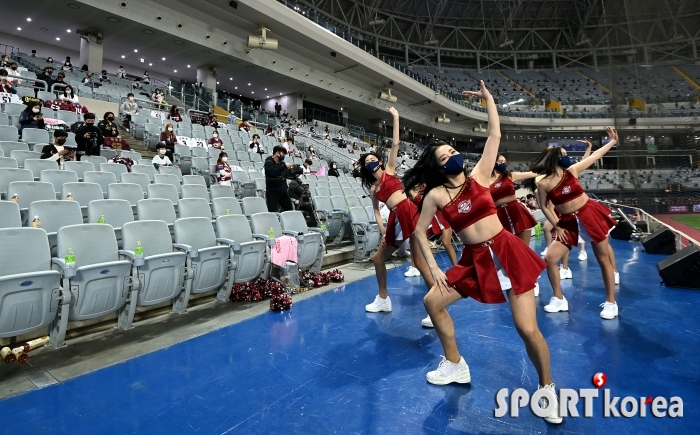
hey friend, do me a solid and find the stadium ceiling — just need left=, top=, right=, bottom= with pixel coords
left=293, top=0, right=700, bottom=66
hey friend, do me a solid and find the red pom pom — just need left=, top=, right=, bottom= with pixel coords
left=270, top=293, right=292, bottom=311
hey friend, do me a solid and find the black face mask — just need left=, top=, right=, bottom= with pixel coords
left=108, top=117, right=114, bottom=121
left=56, top=138, right=67, bottom=145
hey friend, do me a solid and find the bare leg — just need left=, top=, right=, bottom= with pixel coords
left=372, top=242, right=398, bottom=299
left=544, top=241, right=569, bottom=299
left=592, top=239, right=616, bottom=303
left=516, top=229, right=531, bottom=246
left=543, top=221, right=553, bottom=247
left=410, top=235, right=435, bottom=290
left=508, top=288, right=553, bottom=385
left=561, top=250, right=570, bottom=270
left=441, top=228, right=458, bottom=266
left=424, top=286, right=464, bottom=363
left=607, top=240, right=617, bottom=272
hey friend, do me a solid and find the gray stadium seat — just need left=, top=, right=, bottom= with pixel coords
left=80, top=155, right=108, bottom=167
left=83, top=171, right=118, bottom=198
left=0, top=125, right=19, bottom=142
left=131, top=163, right=157, bottom=181
left=248, top=212, right=283, bottom=279
left=210, top=184, right=236, bottom=201
left=154, top=173, right=182, bottom=196
left=24, top=159, right=59, bottom=180
left=117, top=220, right=188, bottom=329
left=171, top=217, right=232, bottom=313
left=40, top=169, right=79, bottom=198
left=349, top=206, right=381, bottom=262
left=87, top=199, right=134, bottom=248
left=279, top=211, right=324, bottom=272
left=183, top=174, right=206, bottom=185
left=230, top=171, right=255, bottom=198
left=100, top=162, right=129, bottom=180
left=312, top=195, right=345, bottom=243
left=0, top=168, right=34, bottom=200
left=178, top=198, right=213, bottom=219
left=147, top=183, right=180, bottom=204
left=0, top=157, right=17, bottom=169
left=21, top=129, right=50, bottom=150
left=181, top=184, right=209, bottom=201
left=8, top=181, right=56, bottom=224
left=0, top=228, right=62, bottom=340
left=49, top=223, right=133, bottom=347
left=345, top=195, right=361, bottom=208
left=61, top=182, right=103, bottom=220
left=190, top=157, right=212, bottom=182
left=0, top=201, right=21, bottom=229
left=137, top=198, right=177, bottom=226
left=215, top=214, right=267, bottom=291
left=10, top=150, right=41, bottom=168
left=212, top=197, right=242, bottom=217
left=158, top=165, right=183, bottom=181
left=120, top=172, right=150, bottom=196
left=241, top=197, right=268, bottom=216
left=119, top=150, right=142, bottom=161
left=0, top=141, right=29, bottom=157
left=27, top=200, right=83, bottom=254
left=63, top=161, right=95, bottom=181
left=254, top=178, right=266, bottom=198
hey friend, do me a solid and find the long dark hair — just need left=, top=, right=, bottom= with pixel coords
left=357, top=148, right=387, bottom=194
left=403, top=140, right=465, bottom=212
left=492, top=154, right=512, bottom=180
left=523, top=146, right=563, bottom=191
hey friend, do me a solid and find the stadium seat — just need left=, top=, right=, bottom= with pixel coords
left=171, top=217, right=232, bottom=314
left=215, top=214, right=267, bottom=291
left=349, top=206, right=381, bottom=262
left=158, top=165, right=183, bottom=181
left=27, top=200, right=83, bottom=254
left=147, top=183, right=180, bottom=204
left=0, top=201, right=21, bottom=229
left=39, top=170, right=79, bottom=198
left=119, top=150, right=142, bottom=162
left=212, top=197, right=243, bottom=217
left=100, top=163, right=129, bottom=180
left=21, top=129, right=50, bottom=150
left=87, top=199, right=135, bottom=248
left=49, top=223, right=133, bottom=347
left=80, top=155, right=108, bottom=167
left=210, top=184, right=236, bottom=201
left=137, top=198, right=177, bottom=229
left=63, top=161, right=95, bottom=181
left=279, top=211, right=324, bottom=272
left=312, top=195, right=345, bottom=243
left=154, top=173, right=182, bottom=196
left=0, top=142, right=28, bottom=157
left=241, top=197, right=268, bottom=217
left=0, top=157, right=17, bottom=169
left=0, top=168, right=34, bottom=200
left=10, top=150, right=41, bottom=168
left=61, top=182, right=103, bottom=221
left=24, top=159, right=59, bottom=180
left=181, top=184, right=209, bottom=201
left=178, top=198, right=213, bottom=219
left=182, top=175, right=206, bottom=185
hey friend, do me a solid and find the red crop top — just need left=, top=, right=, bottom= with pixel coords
left=374, top=172, right=405, bottom=203
left=489, top=176, right=516, bottom=202
left=441, top=177, right=497, bottom=233
left=546, top=170, right=585, bottom=206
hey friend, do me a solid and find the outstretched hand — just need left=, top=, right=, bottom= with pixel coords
left=606, top=127, right=619, bottom=142
left=576, top=139, right=593, bottom=148
left=387, top=107, right=399, bottom=118
left=462, top=80, right=490, bottom=99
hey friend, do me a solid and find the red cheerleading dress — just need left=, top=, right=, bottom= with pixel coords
left=375, top=172, right=418, bottom=248
left=441, top=177, right=546, bottom=303
left=547, top=170, right=617, bottom=250
left=489, top=176, right=537, bottom=235
left=413, top=193, right=451, bottom=236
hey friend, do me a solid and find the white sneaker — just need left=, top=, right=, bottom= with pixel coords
left=539, top=383, right=563, bottom=424
left=365, top=295, right=392, bottom=312
left=544, top=296, right=569, bottom=313
left=404, top=266, right=420, bottom=277
left=534, top=282, right=540, bottom=297
left=600, top=301, right=618, bottom=319
left=614, top=271, right=620, bottom=285
left=559, top=267, right=573, bottom=280
left=421, top=315, right=434, bottom=328
left=578, top=250, right=587, bottom=261
left=426, top=356, right=471, bottom=385
left=540, top=247, right=548, bottom=257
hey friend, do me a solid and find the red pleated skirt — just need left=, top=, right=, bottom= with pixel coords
left=384, top=198, right=419, bottom=248
left=496, top=200, right=538, bottom=235
left=554, top=199, right=617, bottom=249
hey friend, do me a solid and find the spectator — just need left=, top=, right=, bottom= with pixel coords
left=82, top=72, right=95, bottom=87
left=328, top=162, right=340, bottom=177
left=207, top=112, right=220, bottom=128
left=227, top=110, right=238, bottom=124
left=80, top=64, right=89, bottom=72
left=159, top=123, right=177, bottom=160
left=307, top=145, right=318, bottom=159
left=7, top=62, right=20, bottom=85
left=152, top=88, right=165, bottom=108
left=0, top=69, right=16, bottom=94
left=60, top=85, right=79, bottom=104
left=208, top=130, right=224, bottom=149
left=249, top=134, right=264, bottom=154
left=36, top=67, right=54, bottom=91
left=99, top=70, right=111, bottom=84
left=30, top=50, right=37, bottom=58
left=120, top=93, right=139, bottom=130
left=98, top=112, right=119, bottom=138
left=53, top=72, right=67, bottom=88
left=142, top=71, right=150, bottom=85
left=0, top=55, right=10, bottom=68
left=168, top=105, right=182, bottom=122
left=264, top=145, right=294, bottom=212
left=215, top=152, right=232, bottom=185
left=40, top=130, right=74, bottom=169
left=352, top=162, right=361, bottom=178
left=75, top=112, right=104, bottom=158
left=152, top=143, right=173, bottom=170
left=288, top=171, right=304, bottom=203
left=116, top=66, right=126, bottom=78
left=46, top=56, right=54, bottom=64
left=238, top=119, right=251, bottom=132
left=265, top=125, right=274, bottom=136
left=302, top=158, right=312, bottom=174
left=62, top=57, right=73, bottom=72
left=19, top=103, right=45, bottom=136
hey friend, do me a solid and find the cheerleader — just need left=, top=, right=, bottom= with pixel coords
left=359, top=107, right=433, bottom=320
left=403, top=81, right=561, bottom=424
left=530, top=133, right=620, bottom=319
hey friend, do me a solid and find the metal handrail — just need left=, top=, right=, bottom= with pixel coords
left=6, top=72, right=48, bottom=91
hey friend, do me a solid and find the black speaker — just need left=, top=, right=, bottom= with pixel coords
left=610, top=219, right=648, bottom=240
left=629, top=118, right=637, bottom=125
left=642, top=228, right=676, bottom=254
left=657, top=245, right=700, bottom=289
left=229, top=1, right=238, bottom=8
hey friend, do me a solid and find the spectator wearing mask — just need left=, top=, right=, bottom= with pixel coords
left=75, top=112, right=104, bottom=157
left=328, top=162, right=340, bottom=177
left=98, top=112, right=119, bottom=138
left=207, top=113, right=221, bottom=128
left=249, top=134, right=264, bottom=154
left=238, top=119, right=251, bottom=132
left=62, top=57, right=73, bottom=72
left=227, top=110, right=238, bottom=124
left=142, top=71, right=150, bottom=85
left=215, top=152, right=233, bottom=185
left=19, top=103, right=45, bottom=136
left=46, top=56, right=54, bottom=64
left=1, top=55, right=10, bottom=68
left=7, top=62, right=21, bottom=85
left=0, top=69, right=16, bottom=94
left=307, top=145, right=318, bottom=159
left=30, top=50, right=37, bottom=58
left=99, top=70, right=111, bottom=84
left=53, top=72, right=67, bottom=88
left=288, top=172, right=304, bottom=204
left=120, top=93, right=139, bottom=130
left=60, top=85, right=79, bottom=104
left=82, top=72, right=95, bottom=87
left=352, top=162, right=361, bottom=178
left=152, top=143, right=173, bottom=170
left=152, top=88, right=165, bottom=108
left=302, top=159, right=312, bottom=174
left=265, top=125, right=274, bottom=136
left=208, top=130, right=224, bottom=149
left=159, top=123, right=177, bottom=160
left=36, top=67, right=54, bottom=91
left=116, top=66, right=126, bottom=78
left=264, top=146, right=294, bottom=212
left=40, top=130, right=74, bottom=169
left=168, top=105, right=182, bottom=122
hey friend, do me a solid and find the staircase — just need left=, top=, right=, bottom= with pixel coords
left=672, top=66, right=700, bottom=91
left=120, top=126, right=154, bottom=159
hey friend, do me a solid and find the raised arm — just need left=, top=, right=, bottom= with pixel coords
left=510, top=171, right=539, bottom=182
left=569, top=127, right=618, bottom=177
left=384, top=107, right=401, bottom=174
left=464, top=81, right=500, bottom=185
left=580, top=139, right=593, bottom=159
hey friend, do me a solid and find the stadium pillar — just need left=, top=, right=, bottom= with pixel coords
left=513, top=52, right=518, bottom=72
left=437, top=49, right=441, bottom=71
left=79, top=37, right=103, bottom=73
left=405, top=44, right=409, bottom=65
left=692, top=40, right=698, bottom=61
left=643, top=46, right=650, bottom=65
left=375, top=39, right=379, bottom=56
left=197, top=65, right=217, bottom=95
left=552, top=52, right=557, bottom=70
left=593, top=50, right=598, bottom=71
left=476, top=52, right=481, bottom=73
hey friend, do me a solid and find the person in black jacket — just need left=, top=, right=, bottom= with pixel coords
left=40, top=130, right=75, bottom=168
left=264, top=145, right=293, bottom=212
left=75, top=112, right=104, bottom=158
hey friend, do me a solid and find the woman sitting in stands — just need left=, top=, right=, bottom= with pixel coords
left=168, top=105, right=182, bottom=122
left=529, top=132, right=620, bottom=319
left=215, top=152, right=233, bottom=186
left=159, top=123, right=177, bottom=160
left=19, top=103, right=45, bottom=136
left=60, top=85, right=79, bottom=105
left=208, top=130, right=224, bottom=149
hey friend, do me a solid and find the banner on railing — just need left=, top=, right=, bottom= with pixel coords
left=669, top=205, right=689, bottom=213
left=0, top=92, right=21, bottom=104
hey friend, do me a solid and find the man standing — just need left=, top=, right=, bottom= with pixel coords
left=75, top=113, right=104, bottom=158
left=264, top=145, right=293, bottom=212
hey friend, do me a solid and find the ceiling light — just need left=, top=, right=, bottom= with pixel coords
left=174, top=69, right=177, bottom=72
left=235, top=87, right=238, bottom=89
left=248, top=83, right=251, bottom=86
left=264, top=88, right=267, bottom=91
left=280, top=93, right=282, bottom=95
left=217, top=81, right=219, bottom=84
left=229, top=77, right=232, bottom=80
left=26, top=18, right=32, bottom=22
left=67, top=29, right=71, bottom=33
left=56, top=37, right=61, bottom=41
left=40, top=28, right=48, bottom=31
left=149, top=63, right=152, bottom=66
left=162, top=57, right=166, bottom=61
left=17, top=27, right=21, bottom=31
left=121, top=55, right=125, bottom=58
left=251, top=92, right=254, bottom=94
left=134, top=49, right=138, bottom=52
left=187, top=65, right=190, bottom=68
left=140, top=58, right=144, bottom=63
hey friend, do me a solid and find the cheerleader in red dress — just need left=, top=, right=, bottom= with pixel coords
left=531, top=131, right=620, bottom=320
left=489, top=157, right=538, bottom=244
left=403, top=81, right=562, bottom=425
left=358, top=107, right=433, bottom=319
